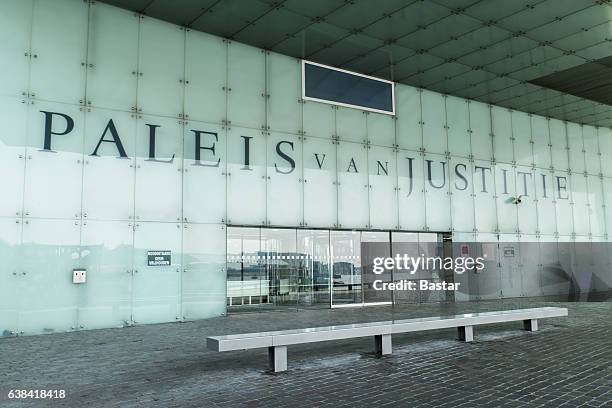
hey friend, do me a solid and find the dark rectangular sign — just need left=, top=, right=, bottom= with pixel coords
left=147, top=250, right=171, bottom=266
left=303, top=61, right=394, bottom=114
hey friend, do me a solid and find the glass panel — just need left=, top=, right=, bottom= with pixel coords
left=424, top=153, right=451, bottom=231
left=535, top=170, right=556, bottom=235
left=303, top=62, right=394, bottom=113
left=367, top=112, right=395, bottom=147
left=587, top=175, right=604, bottom=237
left=303, top=100, right=334, bottom=139
left=226, top=227, right=265, bottom=307
left=183, top=121, right=226, bottom=224
left=603, top=178, right=612, bottom=238
left=582, top=125, right=600, bottom=175
left=0, top=218, right=22, bottom=336
left=20, top=219, right=80, bottom=334
left=531, top=116, right=551, bottom=169
left=550, top=118, right=568, bottom=171
left=261, top=228, right=298, bottom=307
left=134, top=115, right=182, bottom=222
left=398, top=151, right=425, bottom=230
left=132, top=222, right=181, bottom=324
left=570, top=173, right=590, bottom=236
left=512, top=111, right=532, bottom=166
left=336, top=106, right=366, bottom=143
left=391, top=232, right=419, bottom=304
left=303, top=136, right=337, bottom=228
left=330, top=230, right=362, bottom=305
left=539, top=237, right=568, bottom=296
left=598, top=127, right=612, bottom=177
left=337, top=141, right=369, bottom=229
left=498, top=236, right=521, bottom=298
left=446, top=96, right=470, bottom=158
left=78, top=220, right=133, bottom=329
left=469, top=101, right=492, bottom=161
left=267, top=132, right=303, bottom=226
left=491, top=106, right=513, bottom=164
left=494, top=163, right=517, bottom=233
left=184, top=31, right=227, bottom=124
left=82, top=109, right=135, bottom=221
left=449, top=157, right=474, bottom=232
left=473, top=160, right=496, bottom=233
left=422, top=90, right=446, bottom=155
left=23, top=101, right=84, bottom=219
left=267, top=53, right=301, bottom=134
left=30, top=0, right=87, bottom=104
left=519, top=235, right=541, bottom=297
left=369, top=146, right=398, bottom=229
left=567, top=122, right=585, bottom=174
left=0, top=96, right=27, bottom=217
left=227, top=42, right=265, bottom=129
left=0, top=0, right=31, bottom=97
left=296, top=229, right=331, bottom=307
left=555, top=171, right=573, bottom=236
left=395, top=85, right=421, bottom=151
left=226, top=127, right=266, bottom=225
left=86, top=4, right=138, bottom=112
left=182, top=223, right=226, bottom=319
left=361, top=231, right=391, bottom=304
left=516, top=166, right=537, bottom=235
left=418, top=233, right=447, bottom=303
left=137, top=17, right=184, bottom=117
left=464, top=237, right=501, bottom=300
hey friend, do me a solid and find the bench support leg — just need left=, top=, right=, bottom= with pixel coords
left=374, top=334, right=392, bottom=355
left=458, top=325, right=474, bottom=342
left=523, top=319, right=538, bottom=332
left=268, top=346, right=287, bottom=372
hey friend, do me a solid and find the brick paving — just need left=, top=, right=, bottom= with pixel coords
left=1, top=298, right=611, bottom=408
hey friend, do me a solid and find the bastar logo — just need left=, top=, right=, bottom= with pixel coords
left=39, top=110, right=570, bottom=200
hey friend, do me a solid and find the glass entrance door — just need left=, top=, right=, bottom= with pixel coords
left=330, top=230, right=362, bottom=306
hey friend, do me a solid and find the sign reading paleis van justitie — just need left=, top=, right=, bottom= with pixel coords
left=39, top=110, right=570, bottom=200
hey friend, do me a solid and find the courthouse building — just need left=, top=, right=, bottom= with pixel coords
left=1, top=0, right=612, bottom=336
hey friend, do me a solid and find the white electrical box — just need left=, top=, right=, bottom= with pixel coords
left=72, top=269, right=87, bottom=284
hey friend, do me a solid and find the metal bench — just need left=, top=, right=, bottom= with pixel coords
left=207, top=307, right=568, bottom=372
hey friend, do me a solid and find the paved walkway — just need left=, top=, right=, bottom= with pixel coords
left=1, top=298, right=611, bottom=407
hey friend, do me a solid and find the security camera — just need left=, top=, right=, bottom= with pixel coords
left=511, top=195, right=523, bottom=205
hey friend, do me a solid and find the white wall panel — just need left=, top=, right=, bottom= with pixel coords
left=303, top=137, right=337, bottom=227
left=87, top=4, right=138, bottom=112
left=137, top=18, right=185, bottom=118
left=184, top=31, right=227, bottom=125
left=30, top=0, right=87, bottom=104
left=23, top=101, right=84, bottom=219
left=337, top=141, right=369, bottom=229
left=395, top=86, right=421, bottom=151
left=267, top=132, right=303, bottom=226
left=446, top=96, right=470, bottom=158
left=182, top=121, right=226, bottom=224
left=491, top=106, right=513, bottom=164
left=368, top=146, right=398, bottom=229
left=132, top=222, right=181, bottom=324
left=227, top=42, right=265, bottom=129
left=181, top=223, right=226, bottom=320
left=0, top=0, right=32, bottom=97
left=0, top=96, right=27, bottom=217
left=134, top=115, right=183, bottom=222
left=267, top=54, right=301, bottom=134
left=422, top=90, right=446, bottom=155
left=82, top=109, right=135, bottom=221
left=469, top=101, right=492, bottom=161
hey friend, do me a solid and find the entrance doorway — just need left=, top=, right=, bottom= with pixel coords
left=226, top=226, right=452, bottom=310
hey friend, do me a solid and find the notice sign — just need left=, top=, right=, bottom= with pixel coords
left=147, top=250, right=171, bottom=266
left=503, top=247, right=515, bottom=257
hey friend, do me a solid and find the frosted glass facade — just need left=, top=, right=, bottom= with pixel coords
left=1, top=0, right=611, bottom=336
